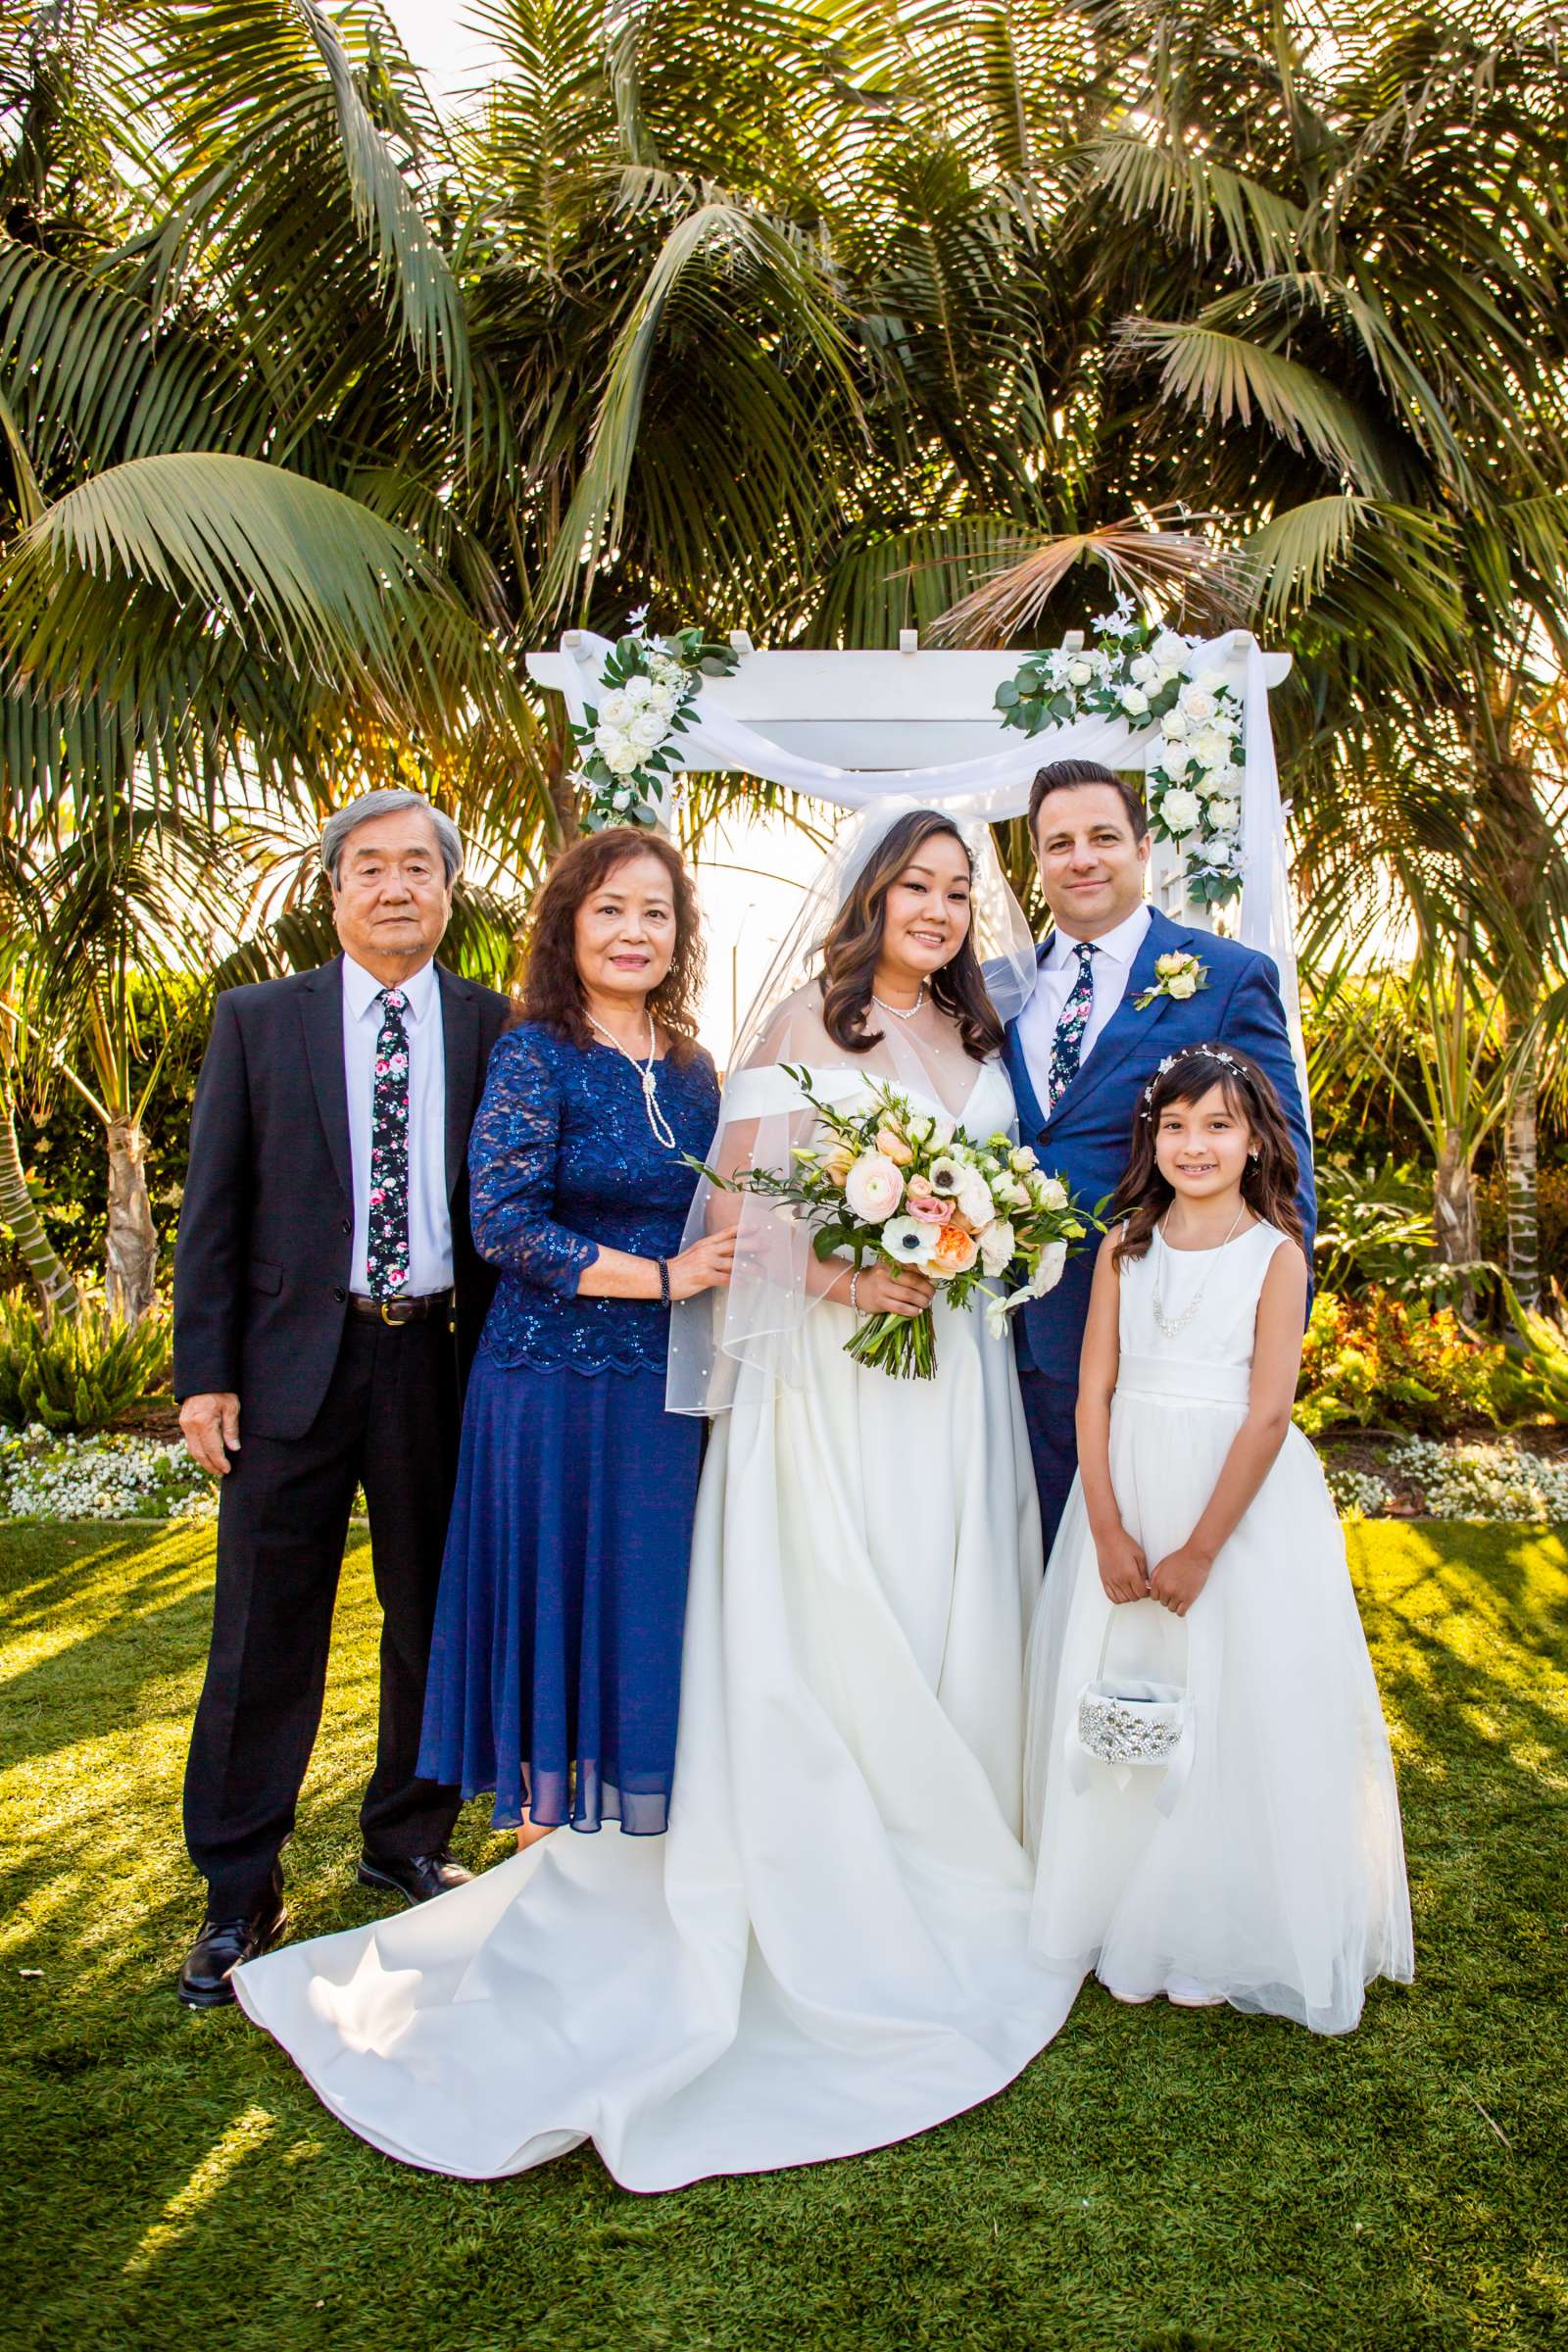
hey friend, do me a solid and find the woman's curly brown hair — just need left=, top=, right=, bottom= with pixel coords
left=818, top=809, right=1004, bottom=1061
left=519, top=829, right=706, bottom=1066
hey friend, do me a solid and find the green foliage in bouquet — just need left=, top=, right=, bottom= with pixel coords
left=0, top=1295, right=172, bottom=1435
left=1295, top=1289, right=1504, bottom=1439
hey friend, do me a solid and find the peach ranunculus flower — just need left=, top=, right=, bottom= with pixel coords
left=929, top=1224, right=980, bottom=1276
left=875, top=1123, right=914, bottom=1167
left=905, top=1175, right=950, bottom=1225
left=844, top=1152, right=905, bottom=1223
left=820, top=1142, right=857, bottom=1188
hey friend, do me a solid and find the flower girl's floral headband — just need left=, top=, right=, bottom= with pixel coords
left=1139, top=1043, right=1244, bottom=1120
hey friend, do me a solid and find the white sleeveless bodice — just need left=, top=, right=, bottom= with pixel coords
left=1115, top=1219, right=1290, bottom=1410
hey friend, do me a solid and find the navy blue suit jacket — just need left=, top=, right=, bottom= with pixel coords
left=1004, top=906, right=1316, bottom=1383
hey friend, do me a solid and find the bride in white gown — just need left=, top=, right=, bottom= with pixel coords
left=234, top=808, right=1082, bottom=2189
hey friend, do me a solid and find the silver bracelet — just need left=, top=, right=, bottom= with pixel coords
left=849, top=1269, right=861, bottom=1314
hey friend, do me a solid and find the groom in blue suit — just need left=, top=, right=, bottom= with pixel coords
left=1003, top=760, right=1316, bottom=1554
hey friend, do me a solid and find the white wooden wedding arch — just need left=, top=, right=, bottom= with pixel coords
left=526, top=627, right=1293, bottom=945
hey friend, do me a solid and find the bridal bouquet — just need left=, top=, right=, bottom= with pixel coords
left=717, top=1067, right=1094, bottom=1381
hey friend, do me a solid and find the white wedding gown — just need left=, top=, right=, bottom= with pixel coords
left=236, top=1055, right=1083, bottom=2188
left=1024, top=1221, right=1413, bottom=2034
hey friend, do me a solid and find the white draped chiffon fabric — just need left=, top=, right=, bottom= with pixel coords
left=1024, top=1222, right=1413, bottom=2035
left=235, top=1050, right=1084, bottom=2186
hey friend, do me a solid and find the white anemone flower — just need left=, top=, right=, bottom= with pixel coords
left=881, top=1216, right=938, bottom=1266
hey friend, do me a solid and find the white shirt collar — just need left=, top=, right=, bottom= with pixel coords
left=342, top=954, right=439, bottom=1023
left=1045, top=902, right=1151, bottom=972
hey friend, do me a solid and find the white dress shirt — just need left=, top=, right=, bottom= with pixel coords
left=341, top=955, right=453, bottom=1296
left=1016, top=903, right=1152, bottom=1120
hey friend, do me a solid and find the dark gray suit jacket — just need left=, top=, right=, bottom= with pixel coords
left=172, top=956, right=511, bottom=1440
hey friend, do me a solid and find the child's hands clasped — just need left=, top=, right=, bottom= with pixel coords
left=1148, top=1544, right=1212, bottom=1617
left=1094, top=1527, right=1149, bottom=1605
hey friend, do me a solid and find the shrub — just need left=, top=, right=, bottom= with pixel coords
left=1295, top=1288, right=1504, bottom=1438
left=1311, top=1154, right=1492, bottom=1307
left=0, top=1296, right=172, bottom=1435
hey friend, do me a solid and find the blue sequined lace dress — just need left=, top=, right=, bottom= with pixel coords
left=417, top=1021, right=719, bottom=1833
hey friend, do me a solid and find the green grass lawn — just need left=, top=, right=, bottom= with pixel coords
left=1, top=1521, right=1565, bottom=2352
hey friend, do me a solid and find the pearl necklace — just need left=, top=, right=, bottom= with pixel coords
left=1151, top=1207, right=1247, bottom=1341
left=872, top=980, right=926, bottom=1022
left=586, top=1009, right=678, bottom=1151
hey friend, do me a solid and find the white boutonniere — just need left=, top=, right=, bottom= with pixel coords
left=1134, top=950, right=1208, bottom=1010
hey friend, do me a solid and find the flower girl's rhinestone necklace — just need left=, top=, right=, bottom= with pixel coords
left=871, top=981, right=926, bottom=1022
left=586, top=1009, right=678, bottom=1151
left=1151, top=1205, right=1247, bottom=1340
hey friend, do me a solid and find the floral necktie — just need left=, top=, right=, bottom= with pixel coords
left=1048, top=940, right=1097, bottom=1106
left=367, top=989, right=411, bottom=1298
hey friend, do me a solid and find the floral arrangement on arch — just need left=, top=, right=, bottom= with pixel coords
left=570, top=613, right=740, bottom=832
left=995, top=597, right=1247, bottom=907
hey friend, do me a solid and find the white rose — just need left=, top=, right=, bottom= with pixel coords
left=1067, top=660, right=1093, bottom=687
left=629, top=709, right=666, bottom=749
left=1196, top=667, right=1228, bottom=695
left=597, top=732, right=640, bottom=774
left=1009, top=1146, right=1039, bottom=1173
left=1190, top=727, right=1231, bottom=769
left=980, top=1218, right=1016, bottom=1278
left=906, top=1114, right=933, bottom=1146
left=1034, top=1174, right=1069, bottom=1209
left=1166, top=969, right=1199, bottom=1000
left=1030, top=1239, right=1068, bottom=1297
left=623, top=675, right=654, bottom=706
left=844, top=1152, right=904, bottom=1223
left=1152, top=631, right=1187, bottom=668
left=1179, top=683, right=1217, bottom=724
left=928, top=1115, right=955, bottom=1152
left=1153, top=662, right=1181, bottom=690
left=597, top=689, right=631, bottom=724
left=957, top=1174, right=995, bottom=1230
left=1204, top=795, right=1241, bottom=833
left=1119, top=684, right=1150, bottom=716
left=1160, top=708, right=1190, bottom=740
left=1129, top=653, right=1158, bottom=686
left=1159, top=786, right=1203, bottom=836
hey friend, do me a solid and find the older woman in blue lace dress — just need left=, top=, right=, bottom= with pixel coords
left=418, top=832, right=729, bottom=1847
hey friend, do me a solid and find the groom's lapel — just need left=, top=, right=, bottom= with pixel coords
left=1046, top=907, right=1200, bottom=1130
left=1004, top=945, right=1050, bottom=1141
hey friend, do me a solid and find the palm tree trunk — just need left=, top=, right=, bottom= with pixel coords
left=1504, top=1029, right=1541, bottom=1310
left=0, top=1083, right=81, bottom=1322
left=1435, top=1126, right=1480, bottom=1320
left=105, top=1114, right=158, bottom=1323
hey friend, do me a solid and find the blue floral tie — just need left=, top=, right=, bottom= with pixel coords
left=367, top=988, right=412, bottom=1298
left=1049, top=940, right=1096, bottom=1106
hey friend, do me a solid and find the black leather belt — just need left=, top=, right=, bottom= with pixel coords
left=347, top=1290, right=455, bottom=1326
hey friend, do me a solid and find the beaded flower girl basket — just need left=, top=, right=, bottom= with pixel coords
left=1068, top=1607, right=1195, bottom=1814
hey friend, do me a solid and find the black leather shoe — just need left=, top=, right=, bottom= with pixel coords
left=357, top=1849, right=472, bottom=1906
left=177, top=1900, right=286, bottom=2009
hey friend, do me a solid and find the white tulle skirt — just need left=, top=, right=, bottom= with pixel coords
left=1024, top=1389, right=1413, bottom=2035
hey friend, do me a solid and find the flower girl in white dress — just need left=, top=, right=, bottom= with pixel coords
left=1024, top=1044, right=1412, bottom=2034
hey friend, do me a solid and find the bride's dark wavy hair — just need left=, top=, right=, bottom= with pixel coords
left=818, top=809, right=1004, bottom=1061
left=1108, top=1043, right=1304, bottom=1268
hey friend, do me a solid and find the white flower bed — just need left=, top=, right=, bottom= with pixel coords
left=3, top=1424, right=1563, bottom=1528
left=0, top=1425, right=217, bottom=1522
left=1326, top=1438, right=1568, bottom=1524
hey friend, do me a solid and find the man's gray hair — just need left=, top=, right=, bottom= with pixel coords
left=318, top=790, right=465, bottom=887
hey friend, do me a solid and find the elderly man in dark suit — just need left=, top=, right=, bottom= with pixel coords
left=1003, top=759, right=1316, bottom=1554
left=172, top=789, right=511, bottom=2007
